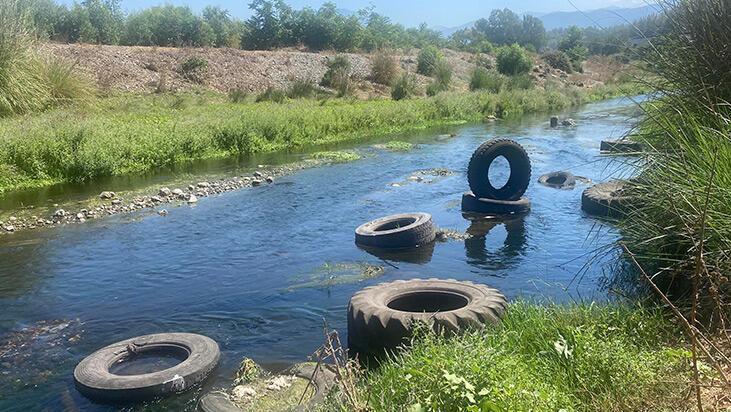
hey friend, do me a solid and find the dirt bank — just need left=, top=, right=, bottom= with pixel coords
left=42, top=44, right=619, bottom=96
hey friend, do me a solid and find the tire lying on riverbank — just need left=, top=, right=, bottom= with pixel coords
left=581, top=180, right=633, bottom=218
left=467, top=139, right=531, bottom=201
left=355, top=213, right=436, bottom=249
left=199, top=363, right=336, bottom=412
left=74, top=333, right=220, bottom=403
left=461, top=192, right=531, bottom=215
left=538, top=171, right=576, bottom=189
left=347, top=279, right=507, bottom=359
left=600, top=140, right=644, bottom=154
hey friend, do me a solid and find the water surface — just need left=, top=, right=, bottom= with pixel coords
left=0, top=96, right=642, bottom=411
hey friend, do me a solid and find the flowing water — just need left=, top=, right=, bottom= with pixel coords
left=0, top=96, right=642, bottom=411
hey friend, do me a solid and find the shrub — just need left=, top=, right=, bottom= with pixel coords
left=470, top=68, right=504, bottom=93
left=391, top=73, right=417, bottom=101
left=427, top=59, right=452, bottom=96
left=417, top=45, right=442, bottom=76
left=496, top=44, right=533, bottom=76
left=178, top=56, right=208, bottom=83
left=320, top=55, right=350, bottom=88
left=370, top=50, right=398, bottom=86
left=228, top=88, right=248, bottom=103
left=255, top=87, right=286, bottom=103
left=507, top=74, right=534, bottom=91
left=43, top=58, right=94, bottom=104
left=287, top=80, right=317, bottom=99
left=542, top=51, right=573, bottom=73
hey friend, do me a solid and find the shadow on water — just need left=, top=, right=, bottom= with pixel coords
left=463, top=215, right=528, bottom=272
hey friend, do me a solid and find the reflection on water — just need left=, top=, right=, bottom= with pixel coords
left=0, top=96, right=643, bottom=411
left=464, top=216, right=528, bottom=271
left=357, top=242, right=436, bottom=265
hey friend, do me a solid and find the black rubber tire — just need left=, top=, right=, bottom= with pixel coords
left=347, top=279, right=507, bottom=359
left=538, top=171, right=576, bottom=189
left=198, top=363, right=336, bottom=412
left=74, top=333, right=220, bottom=403
left=581, top=180, right=631, bottom=218
left=355, top=213, right=436, bottom=249
left=461, top=192, right=530, bottom=215
left=600, top=140, right=644, bottom=154
left=467, top=139, right=531, bottom=201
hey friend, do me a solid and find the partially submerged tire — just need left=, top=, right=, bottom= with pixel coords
left=600, top=140, right=644, bottom=154
left=347, top=279, right=507, bottom=358
left=461, top=191, right=530, bottom=215
left=355, top=213, right=436, bottom=249
left=581, top=180, right=632, bottom=218
left=74, top=333, right=220, bottom=403
left=199, top=363, right=336, bottom=412
left=467, top=139, right=531, bottom=200
left=538, top=171, right=576, bottom=189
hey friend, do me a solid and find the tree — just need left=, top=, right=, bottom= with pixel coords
left=558, top=26, right=587, bottom=71
left=496, top=44, right=532, bottom=75
left=480, top=9, right=521, bottom=45
left=202, top=6, right=241, bottom=47
left=245, top=0, right=292, bottom=49
left=520, top=15, right=545, bottom=51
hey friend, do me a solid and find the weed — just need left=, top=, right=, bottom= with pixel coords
left=370, top=50, right=398, bottom=86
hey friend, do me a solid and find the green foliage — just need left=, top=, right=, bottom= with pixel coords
left=542, top=50, right=573, bottom=73
left=125, top=5, right=215, bottom=47
left=320, top=55, right=350, bottom=88
left=355, top=302, right=689, bottom=412
left=558, top=26, right=587, bottom=72
left=286, top=80, right=318, bottom=99
left=383, top=141, right=413, bottom=151
left=0, top=0, right=94, bottom=117
left=0, top=83, right=631, bottom=192
left=416, top=46, right=442, bottom=76
left=470, top=68, right=501, bottom=92
left=426, top=59, right=452, bottom=96
left=496, top=44, right=532, bottom=76
left=452, top=10, right=546, bottom=53
left=390, top=73, right=417, bottom=101
left=178, top=56, right=208, bottom=83
left=228, top=88, right=249, bottom=103
left=370, top=50, right=398, bottom=86
left=310, top=150, right=361, bottom=163
left=255, top=87, right=286, bottom=103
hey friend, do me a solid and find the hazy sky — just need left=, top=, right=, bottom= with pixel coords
left=62, top=0, right=649, bottom=27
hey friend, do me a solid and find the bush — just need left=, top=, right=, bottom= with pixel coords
left=542, top=51, right=573, bottom=73
left=391, top=73, right=417, bottom=100
left=43, top=57, right=94, bottom=103
left=178, top=56, right=208, bottom=83
left=228, top=88, right=248, bottom=103
left=320, top=55, right=350, bottom=88
left=470, top=68, right=504, bottom=93
left=370, top=50, right=398, bottom=86
left=286, top=80, right=317, bottom=99
left=417, top=45, right=442, bottom=76
left=255, top=87, right=286, bottom=103
left=496, top=44, right=533, bottom=76
left=427, top=59, right=452, bottom=96
left=507, top=74, right=534, bottom=91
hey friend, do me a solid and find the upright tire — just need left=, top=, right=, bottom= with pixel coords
left=355, top=213, right=436, bottom=249
left=74, top=333, right=220, bottom=403
left=467, top=139, right=531, bottom=201
left=581, top=180, right=632, bottom=218
left=347, top=279, right=507, bottom=359
left=461, top=191, right=530, bottom=215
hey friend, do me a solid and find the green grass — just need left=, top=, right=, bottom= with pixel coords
left=383, top=141, right=414, bottom=151
left=338, top=302, right=692, bottom=412
left=0, top=82, right=637, bottom=194
left=310, top=150, right=362, bottom=163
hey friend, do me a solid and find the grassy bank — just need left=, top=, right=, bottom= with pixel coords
left=0, top=82, right=640, bottom=194
left=329, top=302, right=693, bottom=412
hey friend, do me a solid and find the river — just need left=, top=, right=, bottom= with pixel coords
left=0, top=95, right=642, bottom=411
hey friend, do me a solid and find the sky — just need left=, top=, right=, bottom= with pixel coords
left=60, top=0, right=649, bottom=27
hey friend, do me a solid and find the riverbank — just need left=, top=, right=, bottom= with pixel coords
left=0, top=81, right=642, bottom=197
left=327, top=301, right=701, bottom=411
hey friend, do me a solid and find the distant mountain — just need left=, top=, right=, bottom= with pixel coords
left=434, top=5, right=658, bottom=36
left=537, top=5, right=658, bottom=30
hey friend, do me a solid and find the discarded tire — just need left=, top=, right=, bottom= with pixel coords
left=461, top=191, right=530, bottom=215
left=199, top=363, right=336, bottom=412
left=600, top=140, right=644, bottom=154
left=538, top=171, right=576, bottom=189
left=355, top=213, right=436, bottom=249
left=74, top=333, right=220, bottom=402
left=347, top=279, right=507, bottom=358
left=468, top=139, right=531, bottom=201
left=581, top=180, right=632, bottom=218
